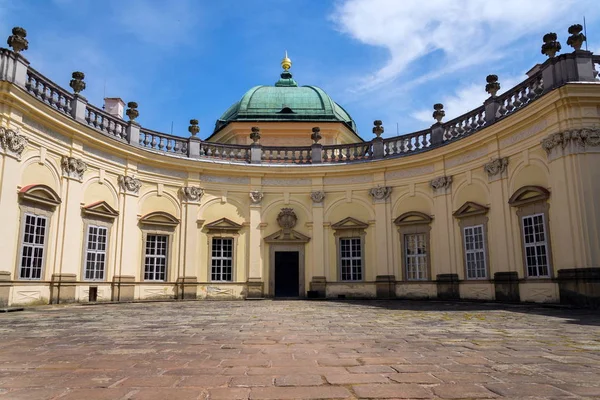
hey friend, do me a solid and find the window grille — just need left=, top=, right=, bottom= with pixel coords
left=211, top=237, right=233, bottom=281
left=144, top=234, right=168, bottom=281
left=405, top=233, right=427, bottom=280
left=522, top=214, right=550, bottom=277
left=19, top=213, right=47, bottom=280
left=464, top=225, right=487, bottom=279
left=84, top=225, right=108, bottom=280
left=340, top=237, right=362, bottom=281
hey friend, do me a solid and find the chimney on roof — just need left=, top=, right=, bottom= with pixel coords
left=103, top=98, right=125, bottom=119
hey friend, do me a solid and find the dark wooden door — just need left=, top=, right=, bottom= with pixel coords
left=274, top=251, right=299, bottom=297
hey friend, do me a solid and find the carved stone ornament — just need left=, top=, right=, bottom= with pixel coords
left=432, top=104, right=445, bottom=123
left=485, top=75, right=500, bottom=97
left=7, top=27, right=28, bottom=53
left=69, top=71, right=86, bottom=94
left=126, top=102, right=139, bottom=121
left=61, top=156, right=87, bottom=180
left=541, top=32, right=561, bottom=58
left=372, top=120, right=384, bottom=138
left=567, top=24, right=586, bottom=51
left=541, top=129, right=600, bottom=154
left=277, top=208, right=297, bottom=230
left=484, top=157, right=508, bottom=177
left=310, top=190, right=325, bottom=203
left=369, top=186, right=392, bottom=200
left=250, top=127, right=261, bottom=144
left=118, top=175, right=142, bottom=194
left=0, top=127, right=28, bottom=160
left=249, top=190, right=264, bottom=204
left=181, top=186, right=203, bottom=202
left=188, top=119, right=200, bottom=137
left=430, top=175, right=452, bottom=190
left=311, top=127, right=322, bottom=144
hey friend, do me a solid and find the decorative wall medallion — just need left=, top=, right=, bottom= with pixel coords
left=181, top=186, right=203, bottom=202
left=0, top=127, right=28, bottom=160
left=541, top=129, right=600, bottom=155
left=483, top=157, right=509, bottom=178
left=310, top=190, right=325, bottom=204
left=369, top=186, right=392, bottom=200
left=61, top=156, right=87, bottom=180
left=118, top=175, right=141, bottom=194
left=249, top=191, right=263, bottom=204
left=277, top=208, right=297, bottom=229
left=430, top=175, right=452, bottom=190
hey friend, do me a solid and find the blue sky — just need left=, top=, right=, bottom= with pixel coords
left=3, top=0, right=599, bottom=140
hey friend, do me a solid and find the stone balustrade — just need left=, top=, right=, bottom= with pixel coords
left=2, top=35, right=599, bottom=166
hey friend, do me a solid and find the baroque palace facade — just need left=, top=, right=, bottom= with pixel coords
left=1, top=26, right=599, bottom=308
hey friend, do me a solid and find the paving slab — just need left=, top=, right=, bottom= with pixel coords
left=0, top=300, right=599, bottom=399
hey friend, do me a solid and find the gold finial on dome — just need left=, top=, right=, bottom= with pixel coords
left=281, top=51, right=292, bottom=71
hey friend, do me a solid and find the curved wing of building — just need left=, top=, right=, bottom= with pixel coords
left=1, top=26, right=599, bottom=308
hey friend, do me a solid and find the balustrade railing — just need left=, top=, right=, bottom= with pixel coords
left=140, top=128, right=188, bottom=156
left=11, top=46, right=589, bottom=166
left=322, top=142, right=372, bottom=163
left=85, top=104, right=128, bottom=141
left=495, top=73, right=543, bottom=120
left=199, top=142, right=250, bottom=162
left=383, top=129, right=431, bottom=156
left=262, top=146, right=312, bottom=164
left=443, top=106, right=486, bottom=142
left=25, top=68, right=72, bottom=115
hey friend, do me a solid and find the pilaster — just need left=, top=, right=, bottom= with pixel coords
left=0, top=155, right=21, bottom=276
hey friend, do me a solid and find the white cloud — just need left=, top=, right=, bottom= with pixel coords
left=412, top=75, right=523, bottom=123
left=331, top=0, right=587, bottom=92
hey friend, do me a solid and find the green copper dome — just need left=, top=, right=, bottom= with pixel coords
left=213, top=70, right=358, bottom=134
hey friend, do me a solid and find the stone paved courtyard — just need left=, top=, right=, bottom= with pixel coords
left=0, top=300, right=599, bottom=400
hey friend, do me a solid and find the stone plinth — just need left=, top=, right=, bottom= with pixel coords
left=375, top=275, right=396, bottom=299
left=112, top=275, right=136, bottom=301
left=309, top=276, right=327, bottom=298
left=50, top=273, right=77, bottom=304
left=558, top=268, right=600, bottom=309
left=176, top=276, right=198, bottom=300
left=246, top=278, right=264, bottom=299
left=0, top=271, right=11, bottom=307
left=436, top=274, right=460, bottom=300
left=494, top=271, right=520, bottom=302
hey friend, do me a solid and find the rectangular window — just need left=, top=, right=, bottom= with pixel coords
left=19, top=213, right=47, bottom=280
left=405, top=233, right=427, bottom=280
left=340, top=237, right=362, bottom=281
left=464, top=225, right=487, bottom=279
left=84, top=225, right=107, bottom=281
left=522, top=214, right=550, bottom=277
left=211, top=237, right=233, bottom=281
left=144, top=234, right=168, bottom=281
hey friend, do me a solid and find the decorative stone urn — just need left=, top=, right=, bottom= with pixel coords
left=372, top=120, right=384, bottom=138
left=541, top=33, right=561, bottom=58
left=485, top=75, right=500, bottom=97
left=188, top=119, right=200, bottom=137
left=69, top=72, right=86, bottom=94
left=432, top=104, right=445, bottom=123
left=567, top=24, right=586, bottom=51
left=126, top=102, right=139, bottom=122
left=7, top=27, right=28, bottom=53
left=311, top=127, right=322, bottom=144
left=250, top=127, right=261, bottom=144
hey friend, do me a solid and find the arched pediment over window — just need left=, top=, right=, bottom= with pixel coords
left=508, top=186, right=550, bottom=207
left=81, top=201, right=119, bottom=219
left=139, top=211, right=179, bottom=227
left=18, top=184, right=61, bottom=208
left=453, top=202, right=489, bottom=219
left=394, top=211, right=432, bottom=226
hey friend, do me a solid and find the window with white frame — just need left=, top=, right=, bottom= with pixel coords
left=144, top=234, right=168, bottom=281
left=340, top=237, right=362, bottom=281
left=405, top=233, right=427, bottom=280
left=84, top=225, right=107, bottom=280
left=464, top=225, right=487, bottom=279
left=19, top=213, right=47, bottom=280
left=522, top=214, right=550, bottom=277
left=211, top=237, right=233, bottom=281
